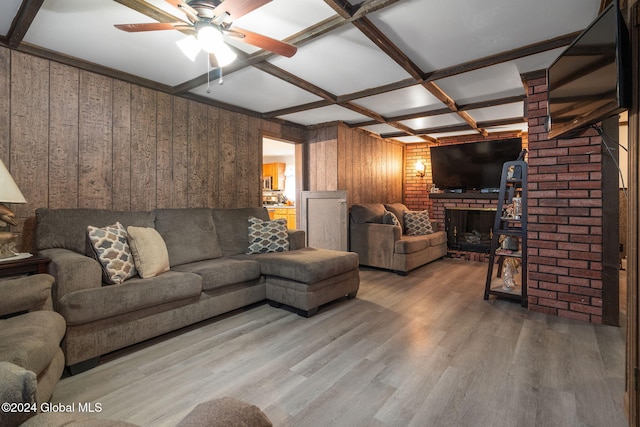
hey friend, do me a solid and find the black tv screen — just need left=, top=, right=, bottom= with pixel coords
left=430, top=138, right=522, bottom=191
left=546, top=0, right=630, bottom=139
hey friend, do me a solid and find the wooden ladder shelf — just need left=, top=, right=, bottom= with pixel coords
left=484, top=159, right=528, bottom=307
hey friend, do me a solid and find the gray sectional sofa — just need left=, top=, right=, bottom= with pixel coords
left=35, top=207, right=359, bottom=373
left=349, top=203, right=447, bottom=275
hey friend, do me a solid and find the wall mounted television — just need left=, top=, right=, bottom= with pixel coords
left=546, top=0, right=630, bottom=139
left=430, top=138, right=522, bottom=191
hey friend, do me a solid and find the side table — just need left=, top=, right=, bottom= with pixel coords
left=0, top=254, right=51, bottom=278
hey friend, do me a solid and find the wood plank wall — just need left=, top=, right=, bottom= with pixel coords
left=0, top=48, right=302, bottom=251
left=307, top=123, right=405, bottom=206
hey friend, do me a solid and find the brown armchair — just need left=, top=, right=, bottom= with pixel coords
left=0, top=274, right=66, bottom=427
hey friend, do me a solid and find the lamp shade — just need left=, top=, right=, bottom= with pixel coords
left=0, top=159, right=27, bottom=204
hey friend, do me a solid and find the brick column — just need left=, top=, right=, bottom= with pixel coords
left=526, top=76, right=604, bottom=324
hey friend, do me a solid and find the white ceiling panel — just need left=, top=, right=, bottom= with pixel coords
left=24, top=0, right=203, bottom=86
left=393, top=136, right=429, bottom=144
left=466, top=102, right=525, bottom=123
left=368, top=0, right=600, bottom=72
left=435, top=62, right=525, bottom=105
left=400, top=113, right=467, bottom=131
left=269, top=24, right=412, bottom=95
left=0, top=0, right=23, bottom=36
left=191, top=67, right=323, bottom=113
left=361, top=123, right=402, bottom=135
left=278, top=105, right=371, bottom=126
left=484, top=123, right=528, bottom=134
left=353, top=85, right=446, bottom=117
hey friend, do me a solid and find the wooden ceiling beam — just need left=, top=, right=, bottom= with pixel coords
left=253, top=62, right=336, bottom=102
left=5, top=0, right=45, bottom=48
left=263, top=100, right=334, bottom=119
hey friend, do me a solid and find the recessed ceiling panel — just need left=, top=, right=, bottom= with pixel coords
left=353, top=85, right=446, bottom=117
left=400, top=114, right=466, bottom=131
left=269, top=24, right=412, bottom=95
left=191, top=67, right=323, bottom=113
left=24, top=0, right=203, bottom=86
left=484, top=123, right=528, bottom=134
left=428, top=130, right=481, bottom=139
left=435, top=62, right=525, bottom=105
left=278, top=105, right=370, bottom=126
left=392, top=136, right=428, bottom=144
left=466, top=102, right=525, bottom=123
left=361, top=123, right=402, bottom=135
left=368, top=0, right=600, bottom=72
left=0, top=0, right=22, bottom=36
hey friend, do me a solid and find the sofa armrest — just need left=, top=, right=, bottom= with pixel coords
left=349, top=223, right=401, bottom=270
left=39, top=248, right=102, bottom=306
left=0, top=362, right=37, bottom=427
left=0, top=274, right=55, bottom=317
left=287, top=229, right=306, bottom=250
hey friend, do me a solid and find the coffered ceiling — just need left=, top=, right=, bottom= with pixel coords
left=1, top=0, right=605, bottom=143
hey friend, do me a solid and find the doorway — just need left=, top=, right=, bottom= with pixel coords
left=262, top=137, right=300, bottom=229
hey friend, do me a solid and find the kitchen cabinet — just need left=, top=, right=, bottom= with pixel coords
left=271, top=207, right=296, bottom=230
left=262, top=162, right=286, bottom=190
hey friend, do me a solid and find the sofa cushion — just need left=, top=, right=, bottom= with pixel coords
left=382, top=211, right=401, bottom=228
left=127, top=226, right=170, bottom=279
left=384, top=203, right=409, bottom=231
left=403, top=210, right=434, bottom=235
left=0, top=311, right=66, bottom=375
left=247, top=216, right=289, bottom=254
left=350, top=204, right=386, bottom=224
left=57, top=271, right=202, bottom=325
left=36, top=208, right=155, bottom=255
left=212, top=208, right=271, bottom=256
left=87, top=222, right=137, bottom=284
left=154, top=208, right=223, bottom=267
left=173, top=258, right=262, bottom=291
left=254, top=248, right=358, bottom=284
left=395, top=231, right=447, bottom=254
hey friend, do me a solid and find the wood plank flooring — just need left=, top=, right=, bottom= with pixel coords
left=51, top=259, right=627, bottom=426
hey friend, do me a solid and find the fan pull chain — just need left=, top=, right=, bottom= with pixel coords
left=206, top=54, right=211, bottom=94
left=219, top=67, right=224, bottom=85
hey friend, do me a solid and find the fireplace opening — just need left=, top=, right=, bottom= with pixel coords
left=445, top=208, right=496, bottom=253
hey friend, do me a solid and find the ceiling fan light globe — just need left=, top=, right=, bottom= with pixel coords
left=176, top=35, right=201, bottom=61
left=214, top=42, right=237, bottom=67
left=197, top=26, right=223, bottom=53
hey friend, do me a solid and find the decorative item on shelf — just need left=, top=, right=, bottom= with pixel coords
left=0, top=159, right=27, bottom=259
left=502, top=257, right=521, bottom=291
left=512, top=195, right=522, bottom=219
left=415, top=160, right=426, bottom=177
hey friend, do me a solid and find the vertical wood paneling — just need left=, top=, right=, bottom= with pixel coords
left=234, top=113, right=250, bottom=206
left=219, top=109, right=237, bottom=208
left=130, top=86, right=157, bottom=211
left=156, top=92, right=173, bottom=208
left=10, top=52, right=49, bottom=219
left=206, top=106, right=220, bottom=207
left=49, top=62, right=79, bottom=208
left=187, top=100, right=208, bottom=207
left=172, top=97, right=189, bottom=208
left=79, top=71, right=112, bottom=209
left=0, top=47, right=9, bottom=164
left=247, top=116, right=262, bottom=206
left=112, top=80, right=132, bottom=211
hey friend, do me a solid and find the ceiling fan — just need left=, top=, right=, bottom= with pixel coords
left=115, top=0, right=297, bottom=67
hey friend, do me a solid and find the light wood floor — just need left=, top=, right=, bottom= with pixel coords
left=51, top=259, right=627, bottom=427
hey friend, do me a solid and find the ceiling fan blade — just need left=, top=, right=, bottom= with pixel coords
left=165, top=0, right=200, bottom=22
left=230, top=27, right=297, bottom=57
left=212, top=0, right=271, bottom=20
left=114, top=22, right=185, bottom=32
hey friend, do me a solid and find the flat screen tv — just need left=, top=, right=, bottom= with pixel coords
left=430, top=138, right=522, bottom=191
left=546, top=0, right=630, bottom=139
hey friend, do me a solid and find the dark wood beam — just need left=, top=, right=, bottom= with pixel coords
left=459, top=95, right=527, bottom=111
left=424, top=31, right=580, bottom=82
left=6, top=0, right=45, bottom=48
left=263, top=100, right=335, bottom=119
left=252, top=62, right=336, bottom=102
left=112, top=0, right=182, bottom=24
left=351, top=17, right=423, bottom=81
left=351, top=0, right=403, bottom=20
left=337, top=78, right=417, bottom=103
left=323, top=0, right=354, bottom=19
